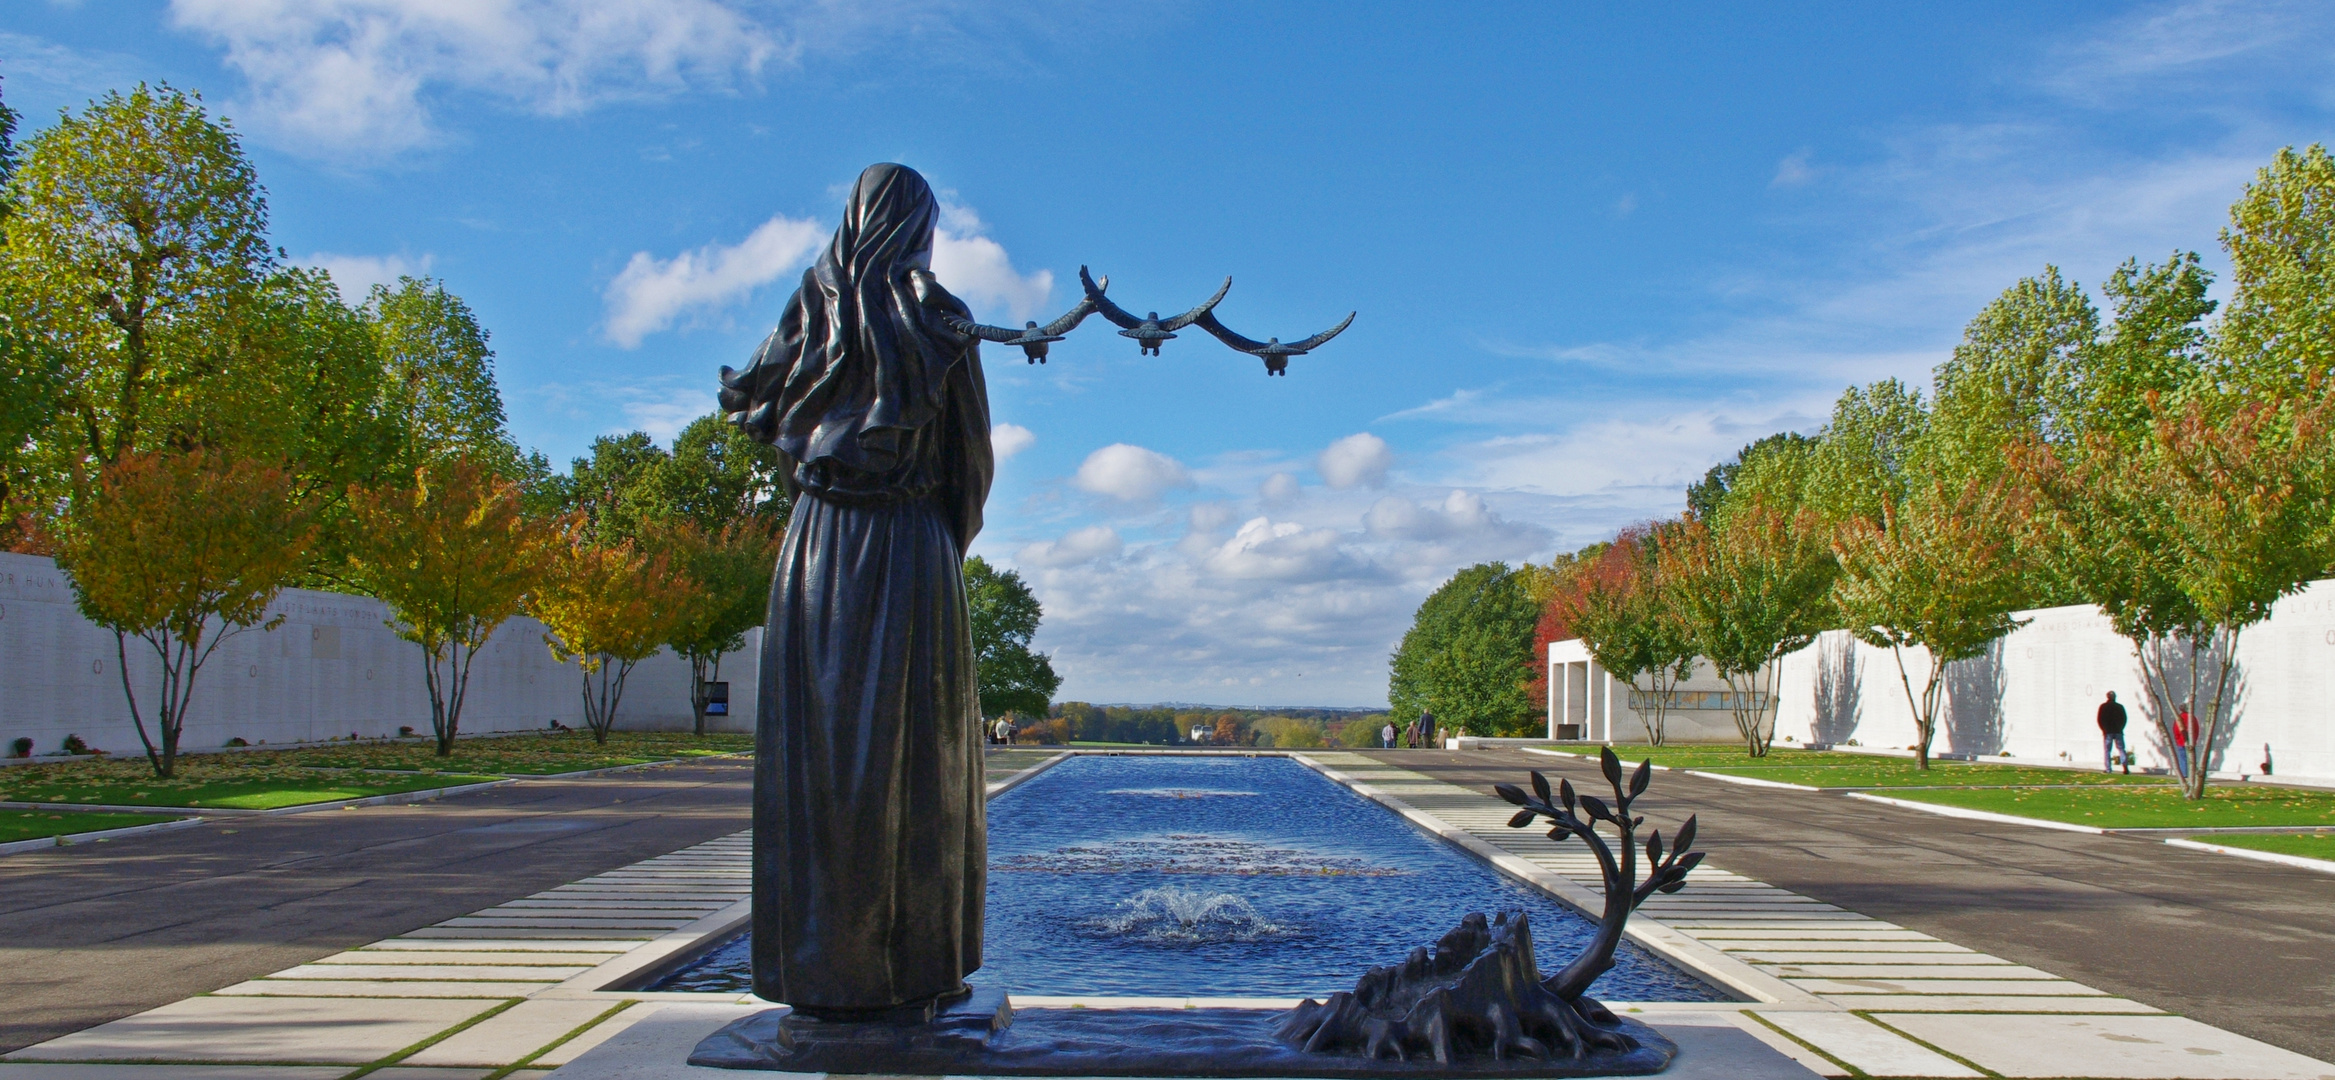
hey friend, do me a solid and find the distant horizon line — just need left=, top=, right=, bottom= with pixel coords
left=1055, top=701, right=1391, bottom=714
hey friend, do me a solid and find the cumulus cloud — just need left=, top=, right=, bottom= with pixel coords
left=307, top=251, right=434, bottom=299
left=1018, top=524, right=1122, bottom=568
left=932, top=203, right=1053, bottom=323
left=169, top=0, right=779, bottom=160
left=1316, top=432, right=1392, bottom=489
left=1073, top=443, right=1191, bottom=502
left=601, top=214, right=825, bottom=347
left=1258, top=471, right=1302, bottom=506
left=1362, top=490, right=1508, bottom=542
left=990, top=422, right=1036, bottom=461
left=1202, top=517, right=1358, bottom=582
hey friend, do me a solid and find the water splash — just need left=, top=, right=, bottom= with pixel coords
left=995, top=834, right=1404, bottom=876
left=1082, top=887, right=1298, bottom=945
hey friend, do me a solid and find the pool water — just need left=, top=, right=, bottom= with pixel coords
left=650, top=754, right=1722, bottom=1001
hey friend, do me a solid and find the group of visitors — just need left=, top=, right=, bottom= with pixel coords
left=2095, top=691, right=2199, bottom=777
left=1379, top=712, right=1439, bottom=750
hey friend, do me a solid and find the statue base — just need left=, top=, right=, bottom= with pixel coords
left=687, top=995, right=1674, bottom=1077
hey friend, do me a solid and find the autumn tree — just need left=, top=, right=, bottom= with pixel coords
left=653, top=519, right=783, bottom=735
left=345, top=458, right=555, bottom=755
left=1563, top=529, right=1698, bottom=746
left=1832, top=478, right=2032, bottom=769
left=535, top=536, right=698, bottom=744
left=1660, top=501, right=1837, bottom=757
left=52, top=450, right=314, bottom=777
left=965, top=555, right=1061, bottom=722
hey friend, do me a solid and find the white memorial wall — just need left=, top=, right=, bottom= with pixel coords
left=1549, top=578, right=2335, bottom=784
left=0, top=552, right=756, bottom=758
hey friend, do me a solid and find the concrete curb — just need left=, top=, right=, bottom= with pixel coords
left=1681, top=770, right=1821, bottom=792
left=1842, top=792, right=2107, bottom=834
left=2162, top=836, right=2335, bottom=875
left=0, top=814, right=205, bottom=856
left=1522, top=747, right=1673, bottom=770
left=1289, top=753, right=1824, bottom=1009
left=521, top=752, right=750, bottom=780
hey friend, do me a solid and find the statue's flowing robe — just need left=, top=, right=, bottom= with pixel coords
left=718, top=164, right=991, bottom=1013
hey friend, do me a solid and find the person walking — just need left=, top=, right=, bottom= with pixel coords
left=995, top=716, right=1015, bottom=746
left=2172, top=705, right=2198, bottom=779
left=1381, top=720, right=1397, bottom=749
left=2096, top=691, right=2129, bottom=774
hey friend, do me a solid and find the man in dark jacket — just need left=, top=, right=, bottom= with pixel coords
left=2097, top=691, right=2130, bottom=774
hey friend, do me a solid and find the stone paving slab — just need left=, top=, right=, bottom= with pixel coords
left=314, top=952, right=619, bottom=966
left=1832, top=995, right=2164, bottom=1013
left=1879, top=1013, right=2335, bottom=1079
left=1788, top=978, right=2106, bottom=996
left=1755, top=1010, right=1984, bottom=1077
left=528, top=1007, right=659, bottom=1067
left=1, top=997, right=498, bottom=1063
left=404, top=1000, right=622, bottom=1067
left=0, top=1068, right=348, bottom=1080
left=212, top=981, right=549, bottom=998
left=1768, top=963, right=2061, bottom=979
left=365, top=1070, right=492, bottom=1080
left=272, top=965, right=594, bottom=981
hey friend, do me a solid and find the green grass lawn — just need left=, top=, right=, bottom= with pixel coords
left=1549, top=746, right=1881, bottom=769
left=291, top=731, right=752, bottom=774
left=1880, top=785, right=2335, bottom=829
left=0, top=731, right=750, bottom=810
left=1692, top=763, right=2173, bottom=788
left=0, top=809, right=188, bottom=843
left=0, top=768, right=507, bottom=809
left=2197, top=831, right=2335, bottom=861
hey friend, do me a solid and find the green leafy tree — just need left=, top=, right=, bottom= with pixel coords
left=0, top=85, right=272, bottom=471
left=345, top=457, right=556, bottom=756
left=654, top=519, right=783, bottom=735
left=1660, top=502, right=1837, bottom=756
left=1807, top=379, right=1929, bottom=526
left=0, top=313, right=60, bottom=546
left=1388, top=562, right=1541, bottom=736
left=2215, top=145, right=2335, bottom=401
left=365, top=276, right=514, bottom=473
left=1832, top=477, right=2032, bottom=769
left=637, top=414, right=791, bottom=534
left=552, top=431, right=668, bottom=543
left=1562, top=529, right=1698, bottom=746
left=1685, top=432, right=1815, bottom=521
left=1927, top=267, right=2098, bottom=483
left=0, top=71, right=20, bottom=218
left=965, top=555, right=1061, bottom=721
left=2079, top=253, right=2216, bottom=443
left=52, top=450, right=315, bottom=777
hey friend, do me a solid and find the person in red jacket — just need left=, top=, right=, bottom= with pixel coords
left=2172, top=705, right=2199, bottom=779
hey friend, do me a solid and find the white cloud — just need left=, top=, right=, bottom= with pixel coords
left=931, top=203, right=1053, bottom=323
left=307, top=251, right=434, bottom=300
left=1258, top=471, right=1301, bottom=505
left=1771, top=148, right=1817, bottom=188
left=169, top=0, right=780, bottom=160
left=991, top=422, right=1035, bottom=461
left=1073, top=443, right=1191, bottom=502
left=601, top=213, right=824, bottom=347
left=1018, top=525, right=1121, bottom=568
left=613, top=379, right=717, bottom=445
left=1202, top=517, right=1355, bottom=582
left=1316, top=432, right=1392, bottom=489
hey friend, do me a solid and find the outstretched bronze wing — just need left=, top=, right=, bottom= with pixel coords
left=1194, top=309, right=1357, bottom=355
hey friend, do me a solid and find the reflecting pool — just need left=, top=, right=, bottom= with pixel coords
left=650, top=754, right=1722, bottom=1001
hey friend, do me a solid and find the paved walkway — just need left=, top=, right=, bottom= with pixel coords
left=0, top=758, right=753, bottom=1054
left=1368, top=747, right=2335, bottom=1064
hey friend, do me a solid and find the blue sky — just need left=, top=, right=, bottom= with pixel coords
left=7, top=2, right=2332, bottom=707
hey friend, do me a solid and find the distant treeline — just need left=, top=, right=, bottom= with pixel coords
left=1017, top=704, right=1397, bottom=748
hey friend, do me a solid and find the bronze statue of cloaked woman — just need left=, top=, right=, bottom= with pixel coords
left=717, top=163, right=992, bottom=1018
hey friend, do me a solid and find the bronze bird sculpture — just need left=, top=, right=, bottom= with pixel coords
left=937, top=277, right=1106, bottom=363
left=1193, top=309, right=1357, bottom=376
left=1081, top=266, right=1229, bottom=356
